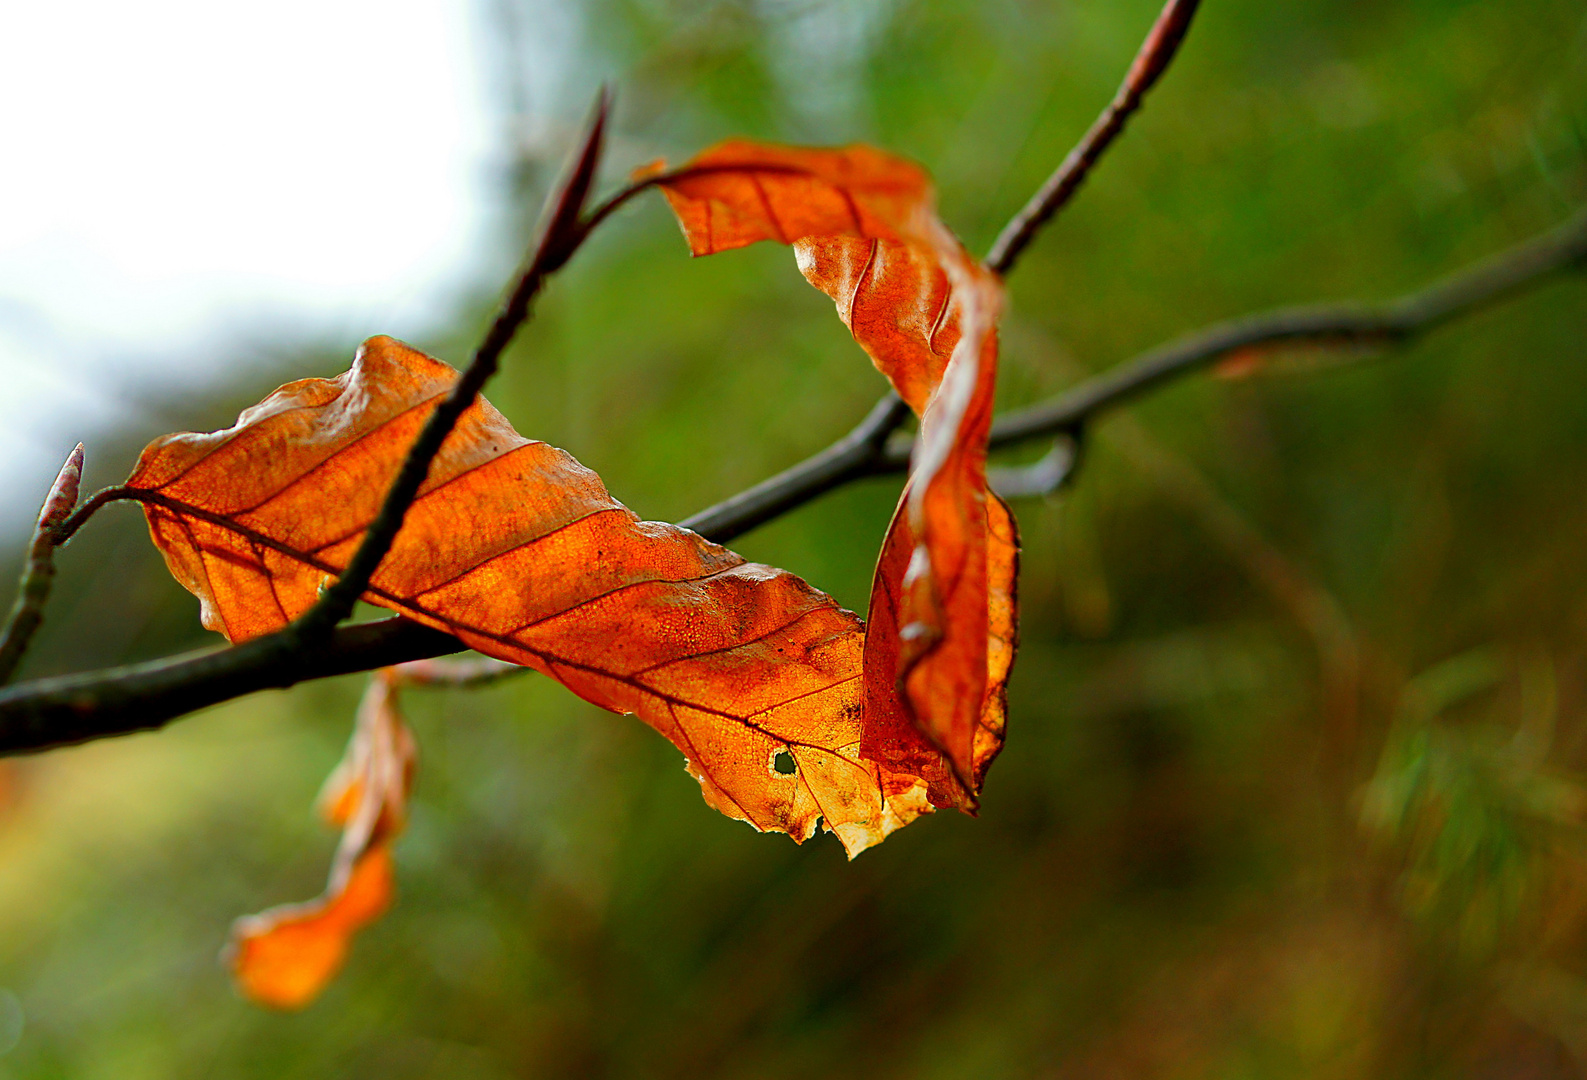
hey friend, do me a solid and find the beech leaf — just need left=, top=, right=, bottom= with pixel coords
left=128, top=336, right=934, bottom=856
left=651, top=141, right=1018, bottom=803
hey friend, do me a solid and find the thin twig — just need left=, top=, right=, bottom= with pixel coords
left=967, top=205, right=1587, bottom=460
left=56, top=485, right=134, bottom=546
left=985, top=0, right=1202, bottom=276
left=293, top=88, right=612, bottom=640
left=988, top=434, right=1083, bottom=500
left=389, top=656, right=525, bottom=688
left=0, top=3, right=1209, bottom=740
left=0, top=445, right=83, bottom=685
left=581, top=160, right=820, bottom=240
left=591, top=0, right=1203, bottom=516
left=678, top=392, right=911, bottom=544
left=1, top=206, right=1579, bottom=752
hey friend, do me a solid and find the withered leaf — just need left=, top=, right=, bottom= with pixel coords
left=230, top=669, right=413, bottom=1009
left=651, top=140, right=1017, bottom=804
left=129, top=336, right=933, bottom=856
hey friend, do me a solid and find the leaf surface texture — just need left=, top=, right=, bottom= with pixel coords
left=653, top=141, right=1018, bottom=803
left=129, top=336, right=933, bottom=856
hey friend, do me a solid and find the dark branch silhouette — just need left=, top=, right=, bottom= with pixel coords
left=984, top=0, right=1202, bottom=276
left=2, top=203, right=1581, bottom=753
left=291, top=89, right=611, bottom=640
left=3, top=0, right=1583, bottom=755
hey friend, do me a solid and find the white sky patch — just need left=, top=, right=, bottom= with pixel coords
left=0, top=0, right=503, bottom=513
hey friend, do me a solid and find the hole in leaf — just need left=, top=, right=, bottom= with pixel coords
left=771, top=749, right=798, bottom=776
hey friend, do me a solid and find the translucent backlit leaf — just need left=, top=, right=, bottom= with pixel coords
left=130, top=337, right=933, bottom=857
left=652, top=141, right=1017, bottom=802
left=229, top=671, right=413, bottom=1009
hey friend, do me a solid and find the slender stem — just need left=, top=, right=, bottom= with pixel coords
left=0, top=445, right=84, bottom=684
left=580, top=161, right=818, bottom=240
left=678, top=393, right=910, bottom=544
left=56, top=485, right=137, bottom=545
left=293, top=88, right=611, bottom=640
left=970, top=205, right=1587, bottom=458
left=389, top=656, right=525, bottom=687
left=985, top=0, right=1202, bottom=275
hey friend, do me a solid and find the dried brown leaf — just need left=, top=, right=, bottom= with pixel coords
left=652, top=141, right=1017, bottom=802
left=229, top=670, right=414, bottom=1009
left=129, top=337, right=932, bottom=856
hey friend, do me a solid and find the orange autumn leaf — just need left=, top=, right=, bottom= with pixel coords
left=651, top=141, right=1017, bottom=804
left=644, top=141, right=961, bottom=412
left=230, top=670, right=414, bottom=1009
left=1213, top=338, right=1384, bottom=379
left=128, top=336, right=933, bottom=856
left=231, top=845, right=394, bottom=1009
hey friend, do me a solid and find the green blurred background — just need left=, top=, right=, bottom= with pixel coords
left=4, top=0, right=1587, bottom=1075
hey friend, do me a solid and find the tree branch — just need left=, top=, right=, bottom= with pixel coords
left=292, top=88, right=611, bottom=640
left=984, top=0, right=1202, bottom=276
left=1, top=205, right=1579, bottom=753
left=0, top=618, right=464, bottom=752
left=678, top=392, right=911, bottom=544
left=0, top=0, right=1212, bottom=750
left=969, top=205, right=1587, bottom=455
left=0, top=0, right=1578, bottom=753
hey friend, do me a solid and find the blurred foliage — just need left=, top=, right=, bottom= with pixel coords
left=1361, top=649, right=1587, bottom=962
left=3, top=0, right=1587, bottom=1075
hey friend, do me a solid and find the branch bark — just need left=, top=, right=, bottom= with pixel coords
left=1, top=0, right=1581, bottom=755
left=985, top=0, right=1202, bottom=276
left=678, top=392, right=911, bottom=543
left=1, top=204, right=1580, bottom=753
left=279, top=90, right=610, bottom=641
left=974, top=205, right=1587, bottom=453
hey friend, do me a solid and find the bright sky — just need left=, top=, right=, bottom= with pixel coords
left=0, top=0, right=503, bottom=513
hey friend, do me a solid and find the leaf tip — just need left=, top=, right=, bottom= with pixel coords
left=227, top=845, right=395, bottom=1011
